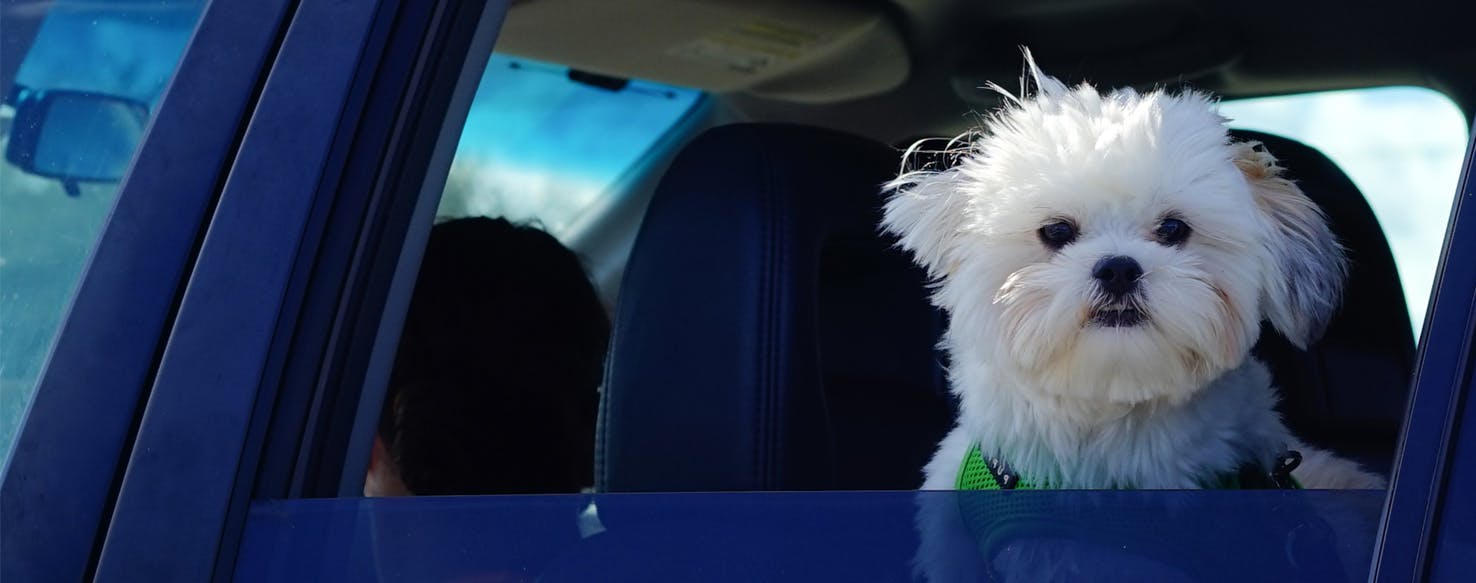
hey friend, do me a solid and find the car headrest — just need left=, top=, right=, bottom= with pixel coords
left=598, top=124, right=952, bottom=492
left=1235, top=129, right=1415, bottom=475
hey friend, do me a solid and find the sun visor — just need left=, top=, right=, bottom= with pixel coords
left=494, top=0, right=910, bottom=104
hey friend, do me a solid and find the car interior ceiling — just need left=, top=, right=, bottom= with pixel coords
left=499, top=0, right=1476, bottom=145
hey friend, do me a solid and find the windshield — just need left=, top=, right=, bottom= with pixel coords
left=0, top=1, right=207, bottom=470
left=437, top=55, right=704, bottom=238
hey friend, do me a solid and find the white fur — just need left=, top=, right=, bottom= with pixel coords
left=883, top=51, right=1380, bottom=491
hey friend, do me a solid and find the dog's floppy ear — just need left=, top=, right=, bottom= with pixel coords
left=1235, top=141, right=1348, bottom=349
left=881, top=152, right=971, bottom=280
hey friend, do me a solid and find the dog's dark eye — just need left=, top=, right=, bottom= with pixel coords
left=1038, top=220, right=1078, bottom=249
left=1154, top=217, right=1192, bottom=245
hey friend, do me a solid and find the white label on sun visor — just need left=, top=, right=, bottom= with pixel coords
left=670, top=22, right=826, bottom=75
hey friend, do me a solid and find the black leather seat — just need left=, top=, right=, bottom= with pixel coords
left=598, top=124, right=953, bottom=492
left=597, top=123, right=1412, bottom=492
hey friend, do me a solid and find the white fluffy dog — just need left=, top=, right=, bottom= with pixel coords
left=883, top=53, right=1383, bottom=491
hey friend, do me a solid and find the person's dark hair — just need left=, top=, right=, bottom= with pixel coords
left=381, top=217, right=610, bottom=495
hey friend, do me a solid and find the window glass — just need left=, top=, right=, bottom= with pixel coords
left=0, top=2, right=208, bottom=468
left=366, top=55, right=702, bottom=497
left=1220, top=87, right=1468, bottom=335
left=437, top=55, right=703, bottom=238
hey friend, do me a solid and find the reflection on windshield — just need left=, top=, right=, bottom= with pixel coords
left=0, top=1, right=206, bottom=469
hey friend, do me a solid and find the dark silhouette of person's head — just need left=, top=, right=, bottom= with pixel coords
left=372, top=217, right=609, bottom=496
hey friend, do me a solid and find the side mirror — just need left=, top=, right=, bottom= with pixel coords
left=5, top=88, right=149, bottom=195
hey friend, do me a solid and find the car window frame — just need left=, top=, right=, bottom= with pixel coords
left=226, top=104, right=1476, bottom=580
left=0, top=2, right=293, bottom=581
left=237, top=94, right=1476, bottom=582
left=89, top=0, right=508, bottom=579
left=1372, top=117, right=1476, bottom=582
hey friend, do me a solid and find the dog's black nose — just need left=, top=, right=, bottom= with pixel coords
left=1093, top=255, right=1143, bottom=298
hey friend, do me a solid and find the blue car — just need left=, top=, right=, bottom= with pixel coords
left=2, top=0, right=1473, bottom=581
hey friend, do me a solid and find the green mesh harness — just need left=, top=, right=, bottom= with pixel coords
left=955, top=442, right=1303, bottom=490
left=950, top=443, right=1303, bottom=580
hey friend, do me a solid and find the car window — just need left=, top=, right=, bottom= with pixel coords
left=436, top=54, right=704, bottom=239
left=1220, top=87, right=1468, bottom=336
left=0, top=2, right=207, bottom=469
left=364, top=54, right=703, bottom=497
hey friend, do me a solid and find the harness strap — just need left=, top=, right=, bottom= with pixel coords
left=955, top=442, right=1303, bottom=490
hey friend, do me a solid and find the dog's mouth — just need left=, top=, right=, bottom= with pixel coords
left=1091, top=306, right=1144, bottom=328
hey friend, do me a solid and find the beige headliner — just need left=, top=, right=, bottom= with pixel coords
left=495, top=0, right=910, bottom=104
